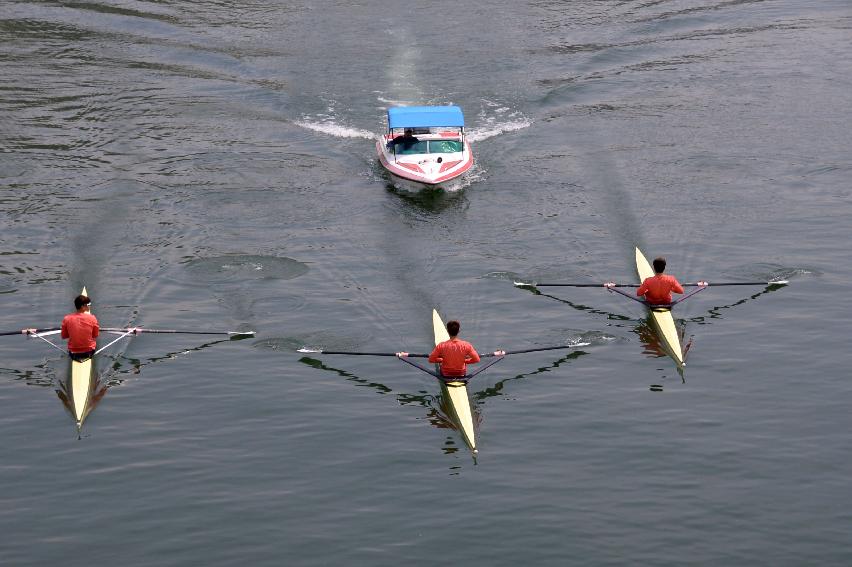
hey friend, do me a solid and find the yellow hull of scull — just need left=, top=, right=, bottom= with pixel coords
left=635, top=248, right=684, bottom=367
left=432, top=309, right=477, bottom=452
left=69, top=286, right=96, bottom=426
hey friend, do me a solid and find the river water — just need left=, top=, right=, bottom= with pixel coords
left=2, top=1, right=851, bottom=565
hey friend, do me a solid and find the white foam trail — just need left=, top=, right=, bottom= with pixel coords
left=468, top=100, right=532, bottom=141
left=468, top=118, right=531, bottom=142
left=376, top=95, right=419, bottom=107
left=295, top=120, right=375, bottom=140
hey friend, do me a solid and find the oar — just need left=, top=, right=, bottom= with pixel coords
left=297, top=348, right=429, bottom=358
left=515, top=281, right=638, bottom=288
left=0, top=327, right=60, bottom=337
left=482, top=343, right=591, bottom=357
left=681, top=280, right=788, bottom=287
left=517, top=280, right=787, bottom=288
left=30, top=330, right=63, bottom=337
left=298, top=343, right=591, bottom=358
left=95, top=328, right=136, bottom=355
left=102, top=327, right=255, bottom=337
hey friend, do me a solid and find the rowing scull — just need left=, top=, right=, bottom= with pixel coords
left=3, top=293, right=255, bottom=431
left=433, top=309, right=477, bottom=453
left=635, top=248, right=685, bottom=368
left=69, top=286, right=96, bottom=427
left=298, top=317, right=589, bottom=452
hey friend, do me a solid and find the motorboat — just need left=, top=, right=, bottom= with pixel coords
left=376, top=105, right=473, bottom=188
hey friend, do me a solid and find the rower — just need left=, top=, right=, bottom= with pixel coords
left=396, top=320, right=504, bottom=377
left=61, top=294, right=99, bottom=361
left=636, top=256, right=684, bottom=306
left=429, top=319, right=480, bottom=377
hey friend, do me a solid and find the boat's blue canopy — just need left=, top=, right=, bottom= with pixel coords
left=387, top=106, right=465, bottom=129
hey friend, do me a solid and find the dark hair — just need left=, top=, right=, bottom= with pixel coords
left=652, top=257, right=666, bottom=273
left=74, top=295, right=91, bottom=310
left=446, top=320, right=460, bottom=337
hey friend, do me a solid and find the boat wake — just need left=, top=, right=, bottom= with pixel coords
left=468, top=102, right=531, bottom=142
left=468, top=117, right=531, bottom=142
left=296, top=98, right=531, bottom=144
left=294, top=118, right=374, bottom=140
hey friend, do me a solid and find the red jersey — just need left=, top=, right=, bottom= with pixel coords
left=428, top=338, right=480, bottom=377
left=61, top=312, right=99, bottom=353
left=637, top=274, right=684, bottom=305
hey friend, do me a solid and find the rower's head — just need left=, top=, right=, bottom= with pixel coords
left=74, top=294, right=91, bottom=312
left=446, top=320, right=461, bottom=337
left=403, top=128, right=414, bottom=138
left=653, top=257, right=667, bottom=274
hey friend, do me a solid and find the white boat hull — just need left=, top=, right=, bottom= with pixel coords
left=377, top=136, right=473, bottom=188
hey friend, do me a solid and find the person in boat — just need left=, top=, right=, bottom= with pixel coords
left=426, top=320, right=481, bottom=377
left=395, top=320, right=505, bottom=376
left=61, top=294, right=99, bottom=361
left=636, top=256, right=684, bottom=306
left=389, top=128, right=419, bottom=151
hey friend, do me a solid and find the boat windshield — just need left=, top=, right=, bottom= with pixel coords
left=429, top=140, right=463, bottom=153
left=394, top=139, right=463, bottom=155
left=395, top=140, right=429, bottom=155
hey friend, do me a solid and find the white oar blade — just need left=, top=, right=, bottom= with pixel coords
left=297, top=347, right=321, bottom=353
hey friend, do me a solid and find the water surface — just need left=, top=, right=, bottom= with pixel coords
left=2, top=1, right=851, bottom=565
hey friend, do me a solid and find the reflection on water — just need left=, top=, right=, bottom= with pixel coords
left=55, top=369, right=106, bottom=436
left=517, top=280, right=791, bottom=379
left=472, top=350, right=588, bottom=403
left=300, top=355, right=475, bottom=457
left=3, top=337, right=240, bottom=435
left=299, top=349, right=589, bottom=458
left=687, top=282, right=788, bottom=323
left=384, top=179, right=471, bottom=213
left=0, top=362, right=55, bottom=388
left=633, top=319, right=686, bottom=386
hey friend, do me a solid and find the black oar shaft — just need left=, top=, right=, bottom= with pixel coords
left=530, top=281, right=784, bottom=288
left=683, top=281, right=786, bottom=286
left=141, top=330, right=243, bottom=335
left=483, top=345, right=584, bottom=357
left=504, top=345, right=583, bottom=355
left=535, top=283, right=639, bottom=288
